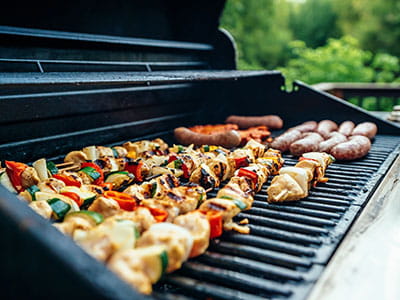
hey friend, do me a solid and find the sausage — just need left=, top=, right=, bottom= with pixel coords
left=270, top=129, right=303, bottom=152
left=288, top=121, right=318, bottom=133
left=338, top=121, right=355, bottom=136
left=330, top=136, right=371, bottom=160
left=317, top=120, right=338, bottom=139
left=289, top=132, right=324, bottom=156
left=226, top=115, right=283, bottom=129
left=319, top=132, right=347, bottom=153
left=351, top=122, right=377, bottom=139
left=174, top=127, right=241, bottom=148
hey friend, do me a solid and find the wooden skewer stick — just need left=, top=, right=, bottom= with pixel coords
left=55, top=161, right=75, bottom=167
left=58, top=164, right=80, bottom=172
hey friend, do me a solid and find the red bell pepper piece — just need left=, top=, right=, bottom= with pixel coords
left=60, top=191, right=83, bottom=207
left=99, top=182, right=114, bottom=191
left=80, top=162, right=104, bottom=185
left=146, top=206, right=168, bottom=222
left=168, top=155, right=178, bottom=163
left=5, top=161, right=28, bottom=192
left=181, top=163, right=190, bottom=179
left=299, top=157, right=319, bottom=163
left=104, top=191, right=136, bottom=211
left=125, top=160, right=144, bottom=182
left=53, top=174, right=82, bottom=187
left=237, top=168, right=258, bottom=186
left=201, top=210, right=223, bottom=239
left=234, top=157, right=250, bottom=168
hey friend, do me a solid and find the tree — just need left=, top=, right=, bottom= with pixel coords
left=280, top=36, right=400, bottom=85
left=334, top=0, right=400, bottom=57
left=220, top=0, right=293, bottom=69
left=289, top=0, right=341, bottom=48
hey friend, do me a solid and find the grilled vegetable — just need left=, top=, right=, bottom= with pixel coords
left=0, top=171, right=17, bottom=193
left=35, top=192, right=80, bottom=213
left=131, top=245, right=168, bottom=283
left=60, top=186, right=96, bottom=207
left=5, top=161, right=28, bottom=192
left=46, top=161, right=59, bottom=176
left=104, top=190, right=136, bottom=211
left=32, top=158, right=49, bottom=181
left=26, top=185, right=40, bottom=201
left=47, top=198, right=71, bottom=220
left=53, top=174, right=82, bottom=187
left=65, top=210, right=104, bottom=226
left=105, top=171, right=134, bottom=190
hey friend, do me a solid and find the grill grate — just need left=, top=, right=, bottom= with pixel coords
left=154, top=135, right=400, bottom=300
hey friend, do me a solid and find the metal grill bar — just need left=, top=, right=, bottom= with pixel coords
left=154, top=135, right=400, bottom=300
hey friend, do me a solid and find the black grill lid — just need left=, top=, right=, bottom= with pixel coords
left=1, top=0, right=226, bottom=44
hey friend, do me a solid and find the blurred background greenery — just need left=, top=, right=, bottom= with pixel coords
left=220, top=0, right=400, bottom=110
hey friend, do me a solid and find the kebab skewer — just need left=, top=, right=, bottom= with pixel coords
left=267, top=152, right=334, bottom=202
left=0, top=138, right=284, bottom=295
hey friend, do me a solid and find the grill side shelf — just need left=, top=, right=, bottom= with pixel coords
left=154, top=135, right=400, bottom=300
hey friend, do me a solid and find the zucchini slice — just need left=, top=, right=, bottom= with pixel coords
left=133, top=245, right=169, bottom=283
left=26, top=185, right=40, bottom=201
left=105, top=171, right=134, bottom=190
left=0, top=171, right=17, bottom=193
left=46, top=161, right=59, bottom=176
left=35, top=192, right=80, bottom=213
left=65, top=210, right=104, bottom=226
left=60, top=186, right=96, bottom=207
left=47, top=198, right=71, bottom=220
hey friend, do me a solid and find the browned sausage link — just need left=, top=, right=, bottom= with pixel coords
left=317, top=120, right=338, bottom=139
left=270, top=129, right=303, bottom=152
left=330, top=136, right=371, bottom=160
left=338, top=121, right=355, bottom=136
left=174, top=127, right=241, bottom=148
left=288, top=121, right=318, bottom=133
left=290, top=132, right=324, bottom=156
left=351, top=122, right=378, bottom=139
left=319, top=132, right=347, bottom=153
left=225, top=115, right=283, bottom=129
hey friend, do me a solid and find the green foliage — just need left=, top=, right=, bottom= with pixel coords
left=288, top=0, right=341, bottom=48
left=220, top=0, right=293, bottom=69
left=333, top=0, right=400, bottom=57
left=280, top=36, right=377, bottom=85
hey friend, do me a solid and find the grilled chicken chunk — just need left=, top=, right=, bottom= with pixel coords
left=136, top=223, right=193, bottom=273
left=199, top=198, right=241, bottom=229
left=267, top=173, right=306, bottom=202
left=29, top=200, right=52, bottom=219
left=108, top=250, right=152, bottom=294
left=89, top=196, right=121, bottom=218
left=37, top=178, right=66, bottom=193
left=173, top=211, right=210, bottom=258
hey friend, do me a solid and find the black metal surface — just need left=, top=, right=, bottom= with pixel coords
left=154, top=135, right=400, bottom=300
left=0, top=0, right=226, bottom=44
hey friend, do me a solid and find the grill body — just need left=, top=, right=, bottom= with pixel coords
left=1, top=13, right=400, bottom=300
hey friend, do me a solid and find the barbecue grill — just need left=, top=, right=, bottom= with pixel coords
left=1, top=1, right=400, bottom=299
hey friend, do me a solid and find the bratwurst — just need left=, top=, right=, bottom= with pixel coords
left=351, top=122, right=378, bottom=139
left=174, top=127, right=241, bottom=148
left=290, top=132, right=324, bottom=156
left=288, top=121, right=318, bottom=133
left=225, top=115, right=283, bottom=129
left=330, top=135, right=371, bottom=160
left=319, top=132, right=347, bottom=153
left=317, top=120, right=338, bottom=139
left=338, top=121, right=355, bottom=136
left=270, top=129, right=303, bottom=152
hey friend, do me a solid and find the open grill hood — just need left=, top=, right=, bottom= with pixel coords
left=1, top=1, right=400, bottom=299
